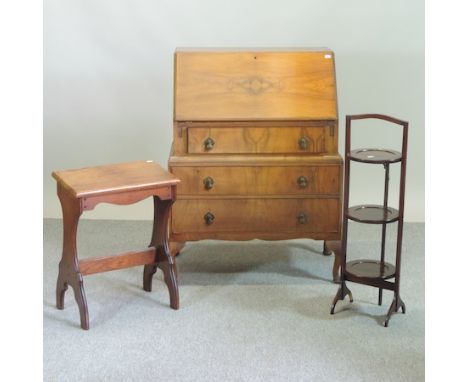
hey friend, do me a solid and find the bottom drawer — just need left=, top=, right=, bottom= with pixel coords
left=171, top=198, right=340, bottom=235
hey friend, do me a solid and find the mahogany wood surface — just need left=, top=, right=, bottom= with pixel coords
left=52, top=160, right=179, bottom=198
left=81, top=187, right=173, bottom=211
left=349, top=148, right=401, bottom=164
left=53, top=161, right=180, bottom=329
left=347, top=204, right=400, bottom=224
left=79, top=248, right=156, bottom=276
left=345, top=259, right=396, bottom=279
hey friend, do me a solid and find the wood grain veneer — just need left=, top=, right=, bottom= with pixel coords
left=169, top=48, right=343, bottom=280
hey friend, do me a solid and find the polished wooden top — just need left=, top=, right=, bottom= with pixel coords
left=175, top=47, right=332, bottom=52
left=349, top=148, right=402, bottom=164
left=345, top=260, right=396, bottom=280
left=52, top=161, right=180, bottom=198
left=347, top=204, right=399, bottom=224
left=174, top=49, right=337, bottom=121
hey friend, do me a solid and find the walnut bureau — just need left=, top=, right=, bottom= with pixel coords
left=168, top=48, right=343, bottom=281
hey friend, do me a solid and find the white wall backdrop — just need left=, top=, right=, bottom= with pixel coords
left=44, top=0, right=424, bottom=221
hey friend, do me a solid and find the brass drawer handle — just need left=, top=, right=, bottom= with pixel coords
left=203, top=176, right=215, bottom=190
left=297, top=212, right=307, bottom=224
left=204, top=212, right=215, bottom=225
left=298, top=137, right=309, bottom=150
left=297, top=176, right=308, bottom=188
left=204, top=137, right=215, bottom=151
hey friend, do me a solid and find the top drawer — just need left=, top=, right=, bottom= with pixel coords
left=187, top=126, right=336, bottom=154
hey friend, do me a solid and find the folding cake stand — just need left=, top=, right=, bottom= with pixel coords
left=330, top=114, right=409, bottom=327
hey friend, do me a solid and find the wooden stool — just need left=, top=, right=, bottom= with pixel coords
left=52, top=160, right=180, bottom=330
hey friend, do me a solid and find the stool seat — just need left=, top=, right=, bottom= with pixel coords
left=53, top=160, right=179, bottom=198
left=52, top=160, right=180, bottom=330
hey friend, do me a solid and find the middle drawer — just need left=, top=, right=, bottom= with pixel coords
left=172, top=165, right=341, bottom=196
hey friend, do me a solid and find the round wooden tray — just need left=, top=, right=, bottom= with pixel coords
left=347, top=204, right=399, bottom=224
left=349, top=148, right=401, bottom=164
left=345, top=259, right=396, bottom=280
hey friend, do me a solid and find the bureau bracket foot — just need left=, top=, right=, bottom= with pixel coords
left=170, top=241, right=186, bottom=257
left=322, top=241, right=332, bottom=256
left=383, top=294, right=406, bottom=327
left=330, top=282, right=353, bottom=314
left=323, top=240, right=342, bottom=283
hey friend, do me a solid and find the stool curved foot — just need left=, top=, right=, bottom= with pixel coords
left=143, top=264, right=157, bottom=292
left=65, top=272, right=89, bottom=330
left=150, top=197, right=180, bottom=309
left=56, top=265, right=89, bottom=329
left=159, top=257, right=179, bottom=310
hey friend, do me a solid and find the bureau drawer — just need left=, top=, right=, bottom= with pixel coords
left=172, top=165, right=340, bottom=196
left=187, top=127, right=335, bottom=154
left=171, top=198, right=340, bottom=234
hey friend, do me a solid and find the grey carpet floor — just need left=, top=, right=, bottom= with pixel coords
left=43, top=219, right=424, bottom=382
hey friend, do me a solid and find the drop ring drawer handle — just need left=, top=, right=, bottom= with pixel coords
left=204, top=212, right=215, bottom=225
left=297, top=212, right=308, bottom=224
left=297, top=176, right=308, bottom=188
left=203, top=176, right=215, bottom=190
left=204, top=137, right=215, bottom=151
left=298, top=137, right=309, bottom=150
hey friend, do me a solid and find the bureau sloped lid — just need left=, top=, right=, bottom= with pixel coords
left=174, top=49, right=338, bottom=121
